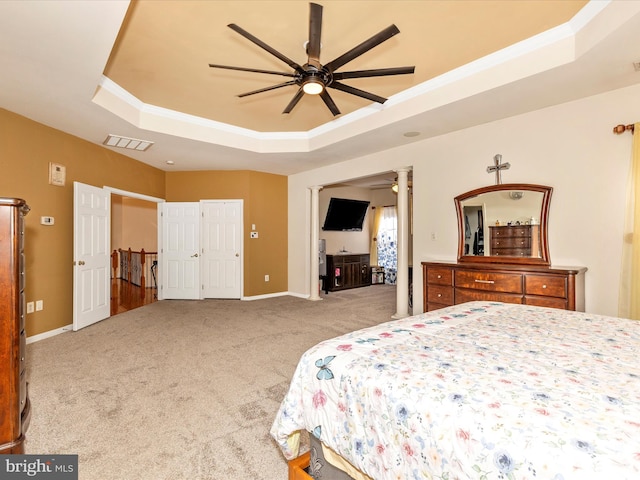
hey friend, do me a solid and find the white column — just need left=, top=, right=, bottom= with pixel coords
left=393, top=168, right=411, bottom=318
left=309, top=185, right=322, bottom=301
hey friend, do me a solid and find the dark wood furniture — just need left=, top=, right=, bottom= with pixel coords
left=422, top=261, right=586, bottom=312
left=0, top=198, right=31, bottom=454
left=323, top=254, right=371, bottom=293
left=489, top=224, right=540, bottom=257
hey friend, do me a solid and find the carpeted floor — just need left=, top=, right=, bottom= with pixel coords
left=25, top=285, right=397, bottom=479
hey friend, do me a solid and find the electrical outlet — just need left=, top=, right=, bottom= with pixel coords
left=27, top=302, right=34, bottom=314
left=36, top=300, right=44, bottom=311
left=250, top=232, right=259, bottom=239
left=431, top=232, right=437, bottom=240
left=264, top=274, right=270, bottom=282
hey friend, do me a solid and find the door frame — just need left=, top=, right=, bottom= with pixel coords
left=105, top=187, right=165, bottom=297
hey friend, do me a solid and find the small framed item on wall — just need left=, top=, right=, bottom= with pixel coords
left=48, top=162, right=66, bottom=186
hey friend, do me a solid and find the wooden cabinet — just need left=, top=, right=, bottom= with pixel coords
left=422, top=261, right=586, bottom=312
left=324, top=254, right=371, bottom=292
left=0, top=198, right=30, bottom=454
left=489, top=224, right=540, bottom=257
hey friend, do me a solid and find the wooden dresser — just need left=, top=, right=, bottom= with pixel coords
left=489, top=224, right=540, bottom=257
left=422, top=261, right=586, bottom=312
left=0, top=198, right=31, bottom=454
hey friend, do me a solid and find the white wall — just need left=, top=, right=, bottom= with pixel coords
left=289, top=83, right=640, bottom=317
left=319, top=186, right=373, bottom=255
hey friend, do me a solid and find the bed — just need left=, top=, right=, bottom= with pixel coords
left=271, top=301, right=640, bottom=479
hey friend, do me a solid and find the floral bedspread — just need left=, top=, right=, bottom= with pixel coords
left=270, top=301, right=640, bottom=480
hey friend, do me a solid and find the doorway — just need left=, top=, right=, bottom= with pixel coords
left=73, top=182, right=164, bottom=330
left=111, top=193, right=160, bottom=315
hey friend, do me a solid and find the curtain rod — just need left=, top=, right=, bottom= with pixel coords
left=613, top=124, right=635, bottom=134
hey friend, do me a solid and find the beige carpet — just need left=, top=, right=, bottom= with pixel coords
left=25, top=285, right=397, bottom=480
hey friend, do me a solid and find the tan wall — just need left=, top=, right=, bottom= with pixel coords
left=118, top=196, right=158, bottom=252
left=1, top=108, right=166, bottom=336
left=165, top=170, right=288, bottom=297
left=1, top=109, right=288, bottom=336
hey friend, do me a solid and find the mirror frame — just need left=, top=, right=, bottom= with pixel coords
left=454, top=183, right=553, bottom=266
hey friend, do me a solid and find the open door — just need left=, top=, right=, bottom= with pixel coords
left=73, top=182, right=110, bottom=330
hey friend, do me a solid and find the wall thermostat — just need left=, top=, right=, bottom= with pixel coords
left=40, top=216, right=55, bottom=225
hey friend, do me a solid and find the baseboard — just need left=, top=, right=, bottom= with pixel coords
left=242, top=291, right=291, bottom=301
left=287, top=291, right=310, bottom=299
left=27, top=324, right=73, bottom=344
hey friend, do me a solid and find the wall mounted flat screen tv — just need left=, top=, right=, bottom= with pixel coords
left=322, top=197, right=370, bottom=231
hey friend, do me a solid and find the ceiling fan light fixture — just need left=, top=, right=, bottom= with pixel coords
left=302, top=77, right=324, bottom=95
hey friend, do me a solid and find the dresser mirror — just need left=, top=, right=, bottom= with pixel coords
left=454, top=184, right=552, bottom=265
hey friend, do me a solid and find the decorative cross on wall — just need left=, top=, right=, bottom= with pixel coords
left=486, top=154, right=510, bottom=185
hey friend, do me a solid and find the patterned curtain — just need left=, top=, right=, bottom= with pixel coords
left=377, top=206, right=397, bottom=284
left=619, top=123, right=640, bottom=319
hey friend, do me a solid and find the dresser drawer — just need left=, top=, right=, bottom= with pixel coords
left=492, top=248, right=530, bottom=257
left=456, top=288, right=523, bottom=305
left=426, top=302, right=450, bottom=312
left=426, top=267, right=453, bottom=286
left=525, top=275, right=567, bottom=298
left=455, top=270, right=523, bottom=293
left=19, top=370, right=27, bottom=412
left=491, top=226, right=531, bottom=238
left=20, top=329, right=26, bottom=370
left=525, top=296, right=568, bottom=309
left=427, top=285, right=453, bottom=305
left=491, top=237, right=531, bottom=249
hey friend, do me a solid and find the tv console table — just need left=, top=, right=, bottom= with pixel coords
left=323, top=254, right=371, bottom=293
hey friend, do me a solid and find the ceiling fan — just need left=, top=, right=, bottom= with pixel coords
left=209, top=2, right=415, bottom=116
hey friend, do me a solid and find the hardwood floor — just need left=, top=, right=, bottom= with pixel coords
left=110, top=278, right=157, bottom=316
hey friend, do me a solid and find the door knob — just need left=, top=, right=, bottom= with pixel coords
left=191, top=253, right=199, bottom=258
left=235, top=253, right=239, bottom=257
left=78, top=260, right=85, bottom=266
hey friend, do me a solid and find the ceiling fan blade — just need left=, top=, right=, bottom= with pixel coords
left=282, top=88, right=305, bottom=114
left=333, top=66, right=415, bottom=80
left=238, top=81, right=297, bottom=98
left=307, top=3, right=323, bottom=68
left=324, top=24, right=401, bottom=73
left=209, top=64, right=296, bottom=78
left=227, top=23, right=304, bottom=73
left=320, top=90, right=341, bottom=116
left=329, top=81, right=387, bottom=104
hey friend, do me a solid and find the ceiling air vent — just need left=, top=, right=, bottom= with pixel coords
left=103, top=134, right=153, bottom=151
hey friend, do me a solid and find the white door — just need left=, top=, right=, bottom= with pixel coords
left=160, top=202, right=200, bottom=299
left=201, top=200, right=243, bottom=298
left=73, top=182, right=110, bottom=331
